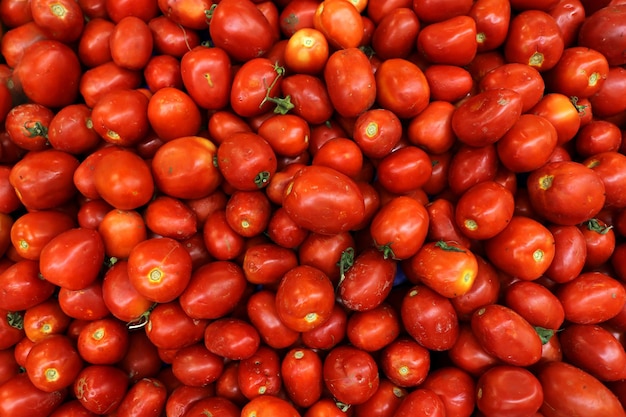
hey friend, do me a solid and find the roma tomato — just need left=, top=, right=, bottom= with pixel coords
left=280, top=74, right=334, bottom=125
left=115, top=377, right=167, bottom=417
left=74, top=365, right=129, bottom=415
left=371, top=7, right=420, bottom=60
left=240, top=395, right=300, bottom=417
left=375, top=58, right=429, bottom=119
left=312, top=137, right=363, bottom=180
left=424, top=65, right=473, bottom=103
left=323, top=345, right=379, bottom=405
left=421, top=367, right=475, bottom=417
left=0, top=260, right=55, bottom=312
left=147, top=87, right=202, bottom=141
left=379, top=337, right=430, bottom=388
left=39, top=228, right=105, bottom=291
left=471, top=304, right=543, bottom=367
left=452, top=88, right=523, bottom=147
left=5, top=103, right=53, bottom=151
left=204, top=318, right=260, bottom=361
left=529, top=93, right=582, bottom=144
left=283, top=165, right=365, bottom=235
left=314, top=0, right=363, bottom=49
left=484, top=216, right=555, bottom=281
left=230, top=58, right=287, bottom=117
left=109, top=16, right=153, bottom=71
left=584, top=151, right=626, bottom=209
left=172, top=343, right=224, bottom=388
left=209, top=0, right=276, bottom=62
left=127, top=237, right=193, bottom=303
left=504, top=281, right=565, bottom=330
left=417, top=16, right=477, bottom=65
left=578, top=218, right=615, bottom=269
left=216, top=132, right=277, bottom=191
left=180, top=45, right=232, bottom=111
left=556, top=271, right=626, bottom=324
left=407, top=101, right=456, bottom=154
left=352, top=108, right=403, bottom=160
left=578, top=4, right=626, bottom=66
left=98, top=209, right=147, bottom=259
left=376, top=146, right=432, bottom=194
left=183, top=396, right=240, bottom=417
left=145, top=301, right=208, bottom=350
left=544, top=225, right=587, bottom=283
left=0, top=373, right=67, bottom=417
left=538, top=361, right=626, bottom=417
left=408, top=241, right=478, bottom=298
left=77, top=318, right=129, bottom=365
left=91, top=88, right=150, bottom=146
left=324, top=47, right=375, bottom=118
left=242, top=243, right=298, bottom=286
left=448, top=324, right=501, bottom=377
left=369, top=196, right=429, bottom=260
left=401, top=285, right=459, bottom=351
left=476, top=366, right=544, bottom=417
left=284, top=27, right=329, bottom=75
left=47, top=104, right=101, bottom=155
left=470, top=0, right=511, bottom=52
left=301, top=303, right=347, bottom=350
left=10, top=210, right=76, bottom=260
left=526, top=161, right=606, bottom=225
left=455, top=180, right=515, bottom=240
left=281, top=347, right=324, bottom=408
left=102, top=260, right=153, bottom=323
left=24, top=334, right=83, bottom=393
left=346, top=303, right=401, bottom=352
left=544, top=46, right=609, bottom=98
left=237, top=346, right=281, bottom=399
left=247, top=290, right=300, bottom=349
left=394, top=388, right=446, bottom=417
left=450, top=256, right=501, bottom=321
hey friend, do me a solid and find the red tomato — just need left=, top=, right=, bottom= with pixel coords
left=352, top=108, right=403, bottom=159
left=209, top=0, right=276, bottom=62
left=578, top=218, right=616, bottom=269
left=127, top=237, right=193, bottom=303
left=247, top=290, right=300, bottom=349
left=471, top=304, right=543, bottom=366
left=147, top=87, right=202, bottom=141
left=0, top=260, right=55, bottom=311
left=407, top=101, right=456, bottom=154
left=347, top=303, right=400, bottom=352
left=559, top=323, right=626, bottom=381
left=450, top=255, right=501, bottom=321
left=455, top=180, right=515, bottom=240
left=538, top=361, right=626, bottom=417
left=281, top=347, right=323, bottom=408
left=143, top=54, right=183, bottom=92
left=0, top=309, right=24, bottom=350
left=77, top=17, right=114, bottom=67
left=312, top=137, right=363, bottom=180
left=102, top=260, right=153, bottom=323
left=9, top=149, right=79, bottom=211
left=575, top=119, right=622, bottom=157
left=417, top=16, right=477, bottom=66
left=371, top=7, right=420, bottom=60
left=47, top=104, right=101, bottom=155
left=93, top=148, right=155, bottom=210
left=401, top=285, right=459, bottom=351
left=470, top=0, right=511, bottom=52
left=280, top=74, right=334, bottom=125
left=24, top=334, right=83, bottom=393
left=22, top=298, right=71, bottom=342
left=237, top=345, right=281, bottom=399
left=526, top=161, right=606, bottom=225
left=448, top=324, right=501, bottom=377
left=79, top=61, right=143, bottom=108
left=145, top=301, right=207, bottom=350
left=30, top=0, right=84, bottom=43
left=556, top=271, right=626, bottom=324
left=10, top=210, right=76, bottom=260
left=39, top=228, right=105, bottom=291
left=324, top=48, right=375, bottom=118
left=313, top=0, right=363, bottom=49
left=476, top=366, right=544, bottom=417
left=98, top=209, right=147, bottom=259
left=5, top=103, right=53, bottom=151
left=380, top=337, right=430, bottom=388
left=301, top=303, right=348, bottom=350
left=394, top=388, right=446, bottom=417
left=480, top=63, right=545, bottom=112
left=77, top=318, right=129, bottom=365
left=148, top=15, right=201, bottom=57
left=369, top=196, right=429, bottom=260
left=0, top=373, right=67, bottom=417
left=204, top=318, right=260, bottom=361
left=578, top=4, right=626, bottom=66
left=504, top=10, right=564, bottom=71
left=452, top=88, right=523, bottom=147
left=545, top=225, right=587, bottom=283
left=529, top=93, right=581, bottom=144
left=115, top=377, right=167, bottom=417
left=91, top=88, right=150, bottom=146
left=74, top=365, right=129, bottom=415
left=216, top=132, right=277, bottom=191
left=13, top=39, right=81, bottom=108
left=375, top=58, right=430, bottom=119
left=497, top=114, right=558, bottom=173
left=376, top=146, right=432, bottom=194
left=240, top=395, right=301, bottom=417
left=589, top=66, right=626, bottom=118
left=584, top=151, right=626, bottom=209
left=165, top=385, right=215, bottom=417
left=545, top=46, right=609, bottom=98
left=171, top=343, right=224, bottom=388
left=484, top=216, right=555, bottom=281
left=284, top=27, right=328, bottom=75
left=421, top=367, right=476, bottom=417
left=283, top=165, right=365, bottom=235
left=109, top=16, right=153, bottom=70
left=183, top=396, right=240, bottom=417
left=323, top=345, right=379, bottom=405
left=504, top=281, right=565, bottom=330
left=423, top=65, right=473, bottom=103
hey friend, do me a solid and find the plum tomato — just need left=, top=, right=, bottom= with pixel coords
left=475, top=365, right=544, bottom=417
left=323, top=345, right=380, bottom=405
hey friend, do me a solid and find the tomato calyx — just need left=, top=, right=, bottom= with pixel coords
left=534, top=326, right=556, bottom=345
left=570, top=96, right=588, bottom=116
left=435, top=240, right=466, bottom=253
left=336, top=247, right=355, bottom=287
left=374, top=240, right=396, bottom=260
left=204, top=4, right=218, bottom=23
left=254, top=171, right=271, bottom=188
left=7, top=311, right=24, bottom=330
left=585, top=218, right=613, bottom=235
left=528, top=52, right=544, bottom=68
left=126, top=303, right=156, bottom=330
left=24, top=121, right=48, bottom=139
left=259, top=63, right=295, bottom=115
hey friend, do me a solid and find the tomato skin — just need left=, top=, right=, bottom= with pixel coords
left=183, top=396, right=240, bottom=417
left=217, top=132, right=277, bottom=191
left=484, top=216, right=555, bottom=281
left=313, top=0, right=363, bottom=49
left=379, top=337, right=430, bottom=388
left=283, top=165, right=364, bottom=235
left=13, top=39, right=81, bottom=108
left=171, top=343, right=224, bottom=388
left=578, top=5, right=626, bottom=66
left=74, top=365, right=129, bottom=415
left=5, top=103, right=54, bottom=152
left=10, top=210, right=76, bottom=261
left=401, top=285, right=459, bottom=351
left=77, top=317, right=129, bottom=365
left=504, top=281, right=565, bottom=330
left=237, top=345, right=282, bottom=400
left=584, top=151, right=626, bottom=209
left=452, top=88, right=523, bottom=147
left=352, top=108, right=403, bottom=160
left=0, top=373, right=67, bottom=417
left=324, top=48, right=375, bottom=118
left=480, top=63, right=545, bottom=112
left=527, top=161, right=606, bottom=226
left=145, top=301, right=207, bottom=350
left=394, top=388, right=446, bottom=417
left=347, top=303, right=401, bottom=352
left=79, top=61, right=143, bottom=108
left=39, top=228, right=105, bottom=291
left=418, top=16, right=477, bottom=66
left=589, top=66, right=626, bottom=118
left=102, top=261, right=152, bottom=323
left=115, top=377, right=167, bottom=417
left=25, top=334, right=83, bottom=393
left=504, top=10, right=565, bottom=71
left=544, top=46, right=609, bottom=98
left=529, top=93, right=581, bottom=145
left=180, top=46, right=231, bottom=111
left=375, top=58, right=430, bottom=119
left=323, top=345, right=380, bottom=405
left=472, top=304, right=543, bottom=367
left=455, top=181, right=515, bottom=240
left=470, top=0, right=511, bottom=52
left=281, top=347, right=323, bottom=408
left=448, top=144, right=498, bottom=196
left=91, top=88, right=150, bottom=146
left=556, top=272, right=626, bottom=324
left=450, top=256, right=501, bottom=321
left=247, top=290, right=300, bottom=349
left=209, top=0, right=276, bottom=62
left=281, top=74, right=334, bottom=125
left=240, top=395, right=301, bottom=417
left=93, top=149, right=155, bottom=210
left=0, top=260, right=55, bottom=311
left=352, top=378, right=406, bottom=417
left=376, top=146, right=432, bottom=194
left=420, top=367, right=475, bottom=417
left=371, top=7, right=419, bottom=60
left=476, top=365, right=544, bottom=417
left=9, top=149, right=79, bottom=211
left=539, top=361, right=626, bottom=417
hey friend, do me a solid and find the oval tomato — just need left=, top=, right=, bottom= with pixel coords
left=455, top=180, right=515, bottom=240
left=375, top=58, right=430, bottom=119
left=0, top=373, right=67, bottom=417
left=323, top=345, right=379, bottom=405
left=504, top=280, right=565, bottom=330
left=216, top=132, right=277, bottom=191
left=204, top=318, right=260, bottom=361
left=417, top=15, right=477, bottom=65
left=74, top=365, right=129, bottom=415
left=380, top=337, right=430, bottom=388
left=24, top=334, right=83, bottom=393
left=281, top=347, right=324, bottom=408
left=476, top=365, right=544, bottom=417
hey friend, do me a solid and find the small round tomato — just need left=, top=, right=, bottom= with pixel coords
left=401, top=285, right=459, bottom=351
left=380, top=337, right=430, bottom=388
left=476, top=365, right=544, bottom=417
left=455, top=181, right=515, bottom=240
left=323, top=345, right=379, bottom=405
left=93, top=148, right=155, bottom=210
left=324, top=47, right=375, bottom=118
left=526, top=160, right=606, bottom=225
left=39, top=228, right=105, bottom=291
left=24, top=334, right=83, bottom=392
left=484, top=216, right=555, bottom=281
left=127, top=237, right=193, bottom=303
left=471, top=304, right=543, bottom=367
left=74, top=365, right=129, bottom=415
left=408, top=241, right=478, bottom=298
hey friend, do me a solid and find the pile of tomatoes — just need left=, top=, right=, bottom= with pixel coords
left=1, top=0, right=626, bottom=415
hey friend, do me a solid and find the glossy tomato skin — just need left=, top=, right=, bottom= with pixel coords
left=347, top=303, right=401, bottom=352
left=247, top=290, right=300, bottom=349
left=529, top=93, right=581, bottom=145
left=39, top=228, right=105, bottom=291
left=10, top=210, right=76, bottom=260
left=556, top=272, right=626, bottom=324
left=455, top=180, right=515, bottom=240
left=527, top=161, right=606, bottom=225
left=394, top=388, right=446, bottom=417
left=5, top=103, right=54, bottom=151
left=91, top=88, right=150, bottom=146
left=401, top=285, right=459, bottom=351
left=371, top=7, right=420, bottom=60
left=450, top=256, right=501, bottom=321
left=145, top=301, right=207, bottom=351
left=217, top=132, right=277, bottom=191
left=147, top=87, right=202, bottom=142
left=0, top=260, right=55, bottom=311
left=323, top=345, right=379, bottom=405
left=77, top=318, right=129, bottom=365
left=578, top=4, right=626, bottom=66
left=324, top=47, right=375, bottom=118
left=237, top=345, right=281, bottom=400
left=74, top=365, right=129, bottom=415
left=504, top=281, right=565, bottom=330
left=375, top=58, right=430, bottom=119
left=448, top=323, right=501, bottom=377
left=115, top=377, right=167, bottom=417
left=538, top=361, right=626, bottom=417
left=471, top=304, right=543, bottom=367
left=421, top=367, right=475, bottom=417
left=281, top=347, right=323, bottom=408
left=283, top=165, right=365, bottom=235
left=584, top=151, right=626, bottom=209
left=476, top=365, right=544, bottom=417
left=544, top=46, right=609, bottom=98
left=470, top=0, right=511, bottom=52
left=171, top=343, right=224, bottom=388
left=209, top=0, right=276, bottom=62
left=0, top=373, right=67, bottom=417
left=240, top=395, right=300, bottom=417
left=559, top=323, right=626, bottom=381
left=204, top=318, right=260, bottom=361
left=379, top=337, right=430, bottom=388
left=9, top=149, right=79, bottom=211
left=484, top=216, right=555, bottom=281
left=24, top=334, right=83, bottom=393
left=281, top=74, right=334, bottom=125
